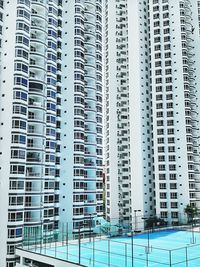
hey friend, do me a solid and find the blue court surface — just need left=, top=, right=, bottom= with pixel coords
left=35, top=230, right=200, bottom=267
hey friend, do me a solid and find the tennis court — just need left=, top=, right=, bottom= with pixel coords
left=30, top=229, right=200, bottom=266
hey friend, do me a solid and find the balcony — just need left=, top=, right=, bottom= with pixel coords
left=26, top=167, right=42, bottom=177
left=29, top=97, right=45, bottom=108
left=85, top=160, right=95, bottom=167
left=31, top=18, right=46, bottom=30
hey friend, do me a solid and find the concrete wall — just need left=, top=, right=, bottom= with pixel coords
left=16, top=248, right=83, bottom=267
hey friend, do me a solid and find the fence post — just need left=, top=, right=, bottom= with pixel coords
left=131, top=232, right=134, bottom=267
left=40, top=224, right=42, bottom=253
left=62, top=223, right=64, bottom=246
left=55, top=234, right=57, bottom=258
left=108, top=239, right=110, bottom=267
left=27, top=228, right=30, bottom=250
left=66, top=223, right=69, bottom=260
left=125, top=243, right=127, bottom=267
left=185, top=247, right=188, bottom=267
left=169, top=250, right=172, bottom=267
left=146, top=249, right=148, bottom=267
left=34, top=227, right=37, bottom=252
left=100, top=221, right=101, bottom=239
left=50, top=229, right=52, bottom=248
left=44, top=229, right=47, bottom=254
left=90, top=214, right=92, bottom=242
left=93, top=235, right=95, bottom=267
left=78, top=226, right=81, bottom=264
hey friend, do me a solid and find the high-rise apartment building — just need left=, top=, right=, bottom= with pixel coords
left=0, top=1, right=62, bottom=265
left=0, top=0, right=103, bottom=266
left=105, top=0, right=200, bottom=225
left=60, top=0, right=103, bottom=235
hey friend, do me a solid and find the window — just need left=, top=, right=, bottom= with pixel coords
left=156, top=94, right=163, bottom=100
left=155, top=69, right=162, bottom=75
left=161, top=212, right=168, bottom=218
left=171, top=212, right=178, bottom=218
left=163, top=13, right=169, bottom=18
left=159, top=164, right=166, bottom=171
left=168, top=146, right=175, bottom=152
left=159, top=174, right=166, bottom=180
left=170, top=174, right=176, bottom=180
left=164, top=28, right=170, bottom=34
left=168, top=137, right=174, bottom=143
left=13, top=90, right=27, bottom=101
left=158, top=146, right=165, bottom=152
left=156, top=103, right=163, bottom=109
left=47, top=102, right=56, bottom=111
left=17, top=9, right=30, bottom=19
left=13, top=105, right=27, bottom=115
left=155, top=53, right=161, bottom=59
left=166, top=102, right=173, bottom=108
left=14, top=77, right=28, bottom=87
left=167, top=111, right=173, bottom=117
left=166, top=94, right=173, bottom=100
left=156, top=86, right=162, bottom=92
left=165, top=52, right=171, bottom=58
left=166, top=77, right=172, bottom=83
left=155, top=61, right=162, bottom=67
left=157, top=111, right=163, bottom=117
left=8, top=212, right=23, bottom=222
left=165, top=60, right=171, bottom=67
left=164, top=36, right=170, bottom=42
left=159, top=183, right=166, bottom=189
left=154, top=29, right=160, bottom=35
left=163, top=20, right=169, bottom=26
left=169, top=155, right=176, bottom=161
left=170, top=183, right=177, bottom=189
left=157, top=129, right=164, bottom=135
left=11, top=149, right=26, bottom=159
left=157, top=120, right=164, bottom=126
left=154, top=21, right=160, bottom=27
left=167, top=120, right=174, bottom=126
left=15, top=49, right=29, bottom=59
left=154, top=37, right=161, bottom=43
left=7, top=245, right=15, bottom=255
left=164, top=44, right=171, bottom=51
left=169, top=164, right=176, bottom=171
left=10, top=165, right=25, bottom=174
left=160, top=202, right=167, bottom=208
left=8, top=228, right=22, bottom=238
left=158, top=155, right=165, bottom=161
left=48, top=29, right=57, bottom=38
left=16, top=22, right=29, bottom=32
left=16, top=35, right=29, bottom=46
left=170, top=193, right=177, bottom=199
left=9, top=180, right=24, bottom=190
left=47, top=53, right=57, bottom=62
left=171, top=202, right=178, bottom=208
left=12, top=119, right=26, bottom=129
left=153, top=6, right=159, bottom=11
left=47, top=77, right=56, bottom=86
left=167, top=128, right=174, bottom=135
left=11, top=134, right=26, bottom=144
left=157, top=138, right=164, bottom=144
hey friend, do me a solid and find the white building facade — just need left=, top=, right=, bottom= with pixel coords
left=60, top=0, right=103, bottom=236
left=0, top=1, right=62, bottom=266
left=105, top=0, right=200, bottom=225
left=0, top=0, right=103, bottom=266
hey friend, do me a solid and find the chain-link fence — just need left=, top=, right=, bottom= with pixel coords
left=20, top=214, right=200, bottom=267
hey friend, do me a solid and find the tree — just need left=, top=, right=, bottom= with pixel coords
left=145, top=216, right=166, bottom=229
left=184, top=204, right=198, bottom=223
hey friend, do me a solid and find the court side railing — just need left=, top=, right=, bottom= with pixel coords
left=19, top=214, right=200, bottom=267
